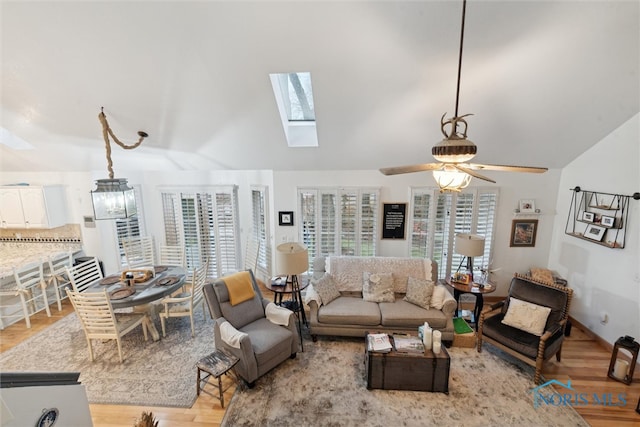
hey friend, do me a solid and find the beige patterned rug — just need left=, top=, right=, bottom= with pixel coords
left=222, top=335, right=588, bottom=426
left=0, top=312, right=214, bottom=407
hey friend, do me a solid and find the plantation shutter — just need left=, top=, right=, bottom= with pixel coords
left=250, top=187, right=271, bottom=279
left=160, top=187, right=240, bottom=278
left=298, top=187, right=380, bottom=265
left=409, top=187, right=498, bottom=280
left=115, top=185, right=145, bottom=267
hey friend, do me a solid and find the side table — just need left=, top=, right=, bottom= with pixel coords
left=444, top=278, right=495, bottom=330
left=196, top=349, right=239, bottom=408
left=265, top=277, right=309, bottom=327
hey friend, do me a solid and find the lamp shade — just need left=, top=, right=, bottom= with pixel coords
left=455, top=233, right=485, bottom=257
left=432, top=166, right=472, bottom=192
left=276, top=242, right=309, bottom=275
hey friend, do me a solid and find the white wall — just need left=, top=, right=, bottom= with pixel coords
left=548, top=113, right=639, bottom=344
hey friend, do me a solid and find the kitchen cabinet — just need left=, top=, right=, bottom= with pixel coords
left=0, top=186, right=68, bottom=229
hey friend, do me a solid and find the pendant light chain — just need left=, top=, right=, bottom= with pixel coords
left=98, top=107, right=148, bottom=179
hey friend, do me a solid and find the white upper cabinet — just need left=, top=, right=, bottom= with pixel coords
left=0, top=186, right=68, bottom=229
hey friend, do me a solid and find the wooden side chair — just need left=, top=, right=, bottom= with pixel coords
left=160, top=260, right=208, bottom=338
left=477, top=273, right=573, bottom=384
left=66, top=289, right=149, bottom=363
left=13, top=261, right=51, bottom=328
left=46, top=251, right=74, bottom=311
left=66, top=257, right=104, bottom=292
left=122, top=236, right=156, bottom=268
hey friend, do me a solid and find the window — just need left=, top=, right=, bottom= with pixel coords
left=250, top=187, right=271, bottom=280
left=409, top=187, right=498, bottom=280
left=269, top=72, right=318, bottom=147
left=115, top=185, right=145, bottom=268
left=298, top=187, right=380, bottom=265
left=161, top=187, right=240, bottom=278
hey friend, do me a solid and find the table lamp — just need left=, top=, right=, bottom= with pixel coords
left=455, top=233, right=485, bottom=282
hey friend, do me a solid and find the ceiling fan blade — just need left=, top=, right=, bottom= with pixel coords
left=379, top=163, right=443, bottom=176
left=468, top=163, right=548, bottom=173
left=453, top=164, right=496, bottom=183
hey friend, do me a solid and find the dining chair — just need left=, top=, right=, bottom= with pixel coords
left=46, top=252, right=74, bottom=311
left=122, top=236, right=156, bottom=268
left=158, top=245, right=186, bottom=267
left=8, top=261, right=51, bottom=328
left=66, top=257, right=104, bottom=292
left=66, top=289, right=149, bottom=363
left=159, top=260, right=208, bottom=338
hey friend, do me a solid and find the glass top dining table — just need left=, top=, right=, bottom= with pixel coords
left=85, top=265, right=187, bottom=340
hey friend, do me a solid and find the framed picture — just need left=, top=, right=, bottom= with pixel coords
left=510, top=219, right=538, bottom=247
left=382, top=203, right=406, bottom=239
left=278, top=211, right=294, bottom=226
left=584, top=224, right=606, bottom=241
left=601, top=215, right=615, bottom=228
left=582, top=211, right=595, bottom=222
left=519, top=199, right=536, bottom=213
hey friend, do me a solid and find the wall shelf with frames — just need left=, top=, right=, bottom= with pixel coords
left=565, top=187, right=640, bottom=249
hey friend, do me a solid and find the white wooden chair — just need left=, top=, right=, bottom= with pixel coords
left=158, top=245, right=186, bottom=267
left=122, top=236, right=156, bottom=268
left=66, top=257, right=104, bottom=292
left=46, top=252, right=73, bottom=311
left=66, top=289, right=149, bottom=363
left=159, top=261, right=208, bottom=338
left=13, top=261, right=51, bottom=328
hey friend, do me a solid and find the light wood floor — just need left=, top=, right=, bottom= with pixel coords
left=1, top=301, right=639, bottom=426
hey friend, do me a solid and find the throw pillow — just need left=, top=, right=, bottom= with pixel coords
left=362, top=272, right=395, bottom=303
left=530, top=267, right=555, bottom=285
left=502, top=297, right=552, bottom=336
left=430, top=285, right=447, bottom=310
left=312, top=273, right=341, bottom=305
left=403, top=277, right=435, bottom=310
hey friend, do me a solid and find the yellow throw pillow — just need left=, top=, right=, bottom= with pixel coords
left=224, top=271, right=256, bottom=306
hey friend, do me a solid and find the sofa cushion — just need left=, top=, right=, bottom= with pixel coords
left=502, top=297, right=551, bottom=336
left=379, top=299, right=448, bottom=329
left=317, top=296, right=381, bottom=326
left=362, top=272, right=394, bottom=303
left=312, top=273, right=341, bottom=305
left=403, top=277, right=435, bottom=309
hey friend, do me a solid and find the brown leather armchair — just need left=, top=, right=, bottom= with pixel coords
left=477, top=273, right=573, bottom=384
left=203, top=270, right=299, bottom=387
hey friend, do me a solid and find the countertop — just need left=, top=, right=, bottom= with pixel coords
left=0, top=242, right=83, bottom=282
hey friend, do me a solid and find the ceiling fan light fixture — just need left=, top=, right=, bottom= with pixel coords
left=432, top=136, right=477, bottom=163
left=433, top=165, right=471, bottom=192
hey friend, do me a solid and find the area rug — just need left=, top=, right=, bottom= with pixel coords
left=222, top=336, right=588, bottom=427
left=0, top=312, right=215, bottom=407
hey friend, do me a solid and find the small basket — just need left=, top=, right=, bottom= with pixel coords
left=120, top=269, right=153, bottom=284
left=453, top=331, right=476, bottom=348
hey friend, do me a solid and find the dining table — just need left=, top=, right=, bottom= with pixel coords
left=85, top=265, right=186, bottom=341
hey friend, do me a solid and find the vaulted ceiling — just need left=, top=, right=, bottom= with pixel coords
left=1, top=1, right=638, bottom=175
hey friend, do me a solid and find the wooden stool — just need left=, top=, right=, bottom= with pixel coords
left=196, top=350, right=239, bottom=408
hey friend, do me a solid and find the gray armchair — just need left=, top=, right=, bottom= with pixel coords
left=477, top=273, right=573, bottom=384
left=203, top=269, right=299, bottom=387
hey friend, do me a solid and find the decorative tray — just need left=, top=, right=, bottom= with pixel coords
left=156, top=276, right=179, bottom=286
left=110, top=287, right=135, bottom=300
left=100, top=276, right=121, bottom=286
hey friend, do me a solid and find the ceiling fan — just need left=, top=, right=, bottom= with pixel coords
left=379, top=0, right=547, bottom=191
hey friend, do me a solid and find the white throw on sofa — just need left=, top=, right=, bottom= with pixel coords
left=305, top=256, right=456, bottom=342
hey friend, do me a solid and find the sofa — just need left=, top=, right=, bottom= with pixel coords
left=304, top=256, right=457, bottom=342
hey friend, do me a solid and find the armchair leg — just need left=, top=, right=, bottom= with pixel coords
left=556, top=345, right=562, bottom=362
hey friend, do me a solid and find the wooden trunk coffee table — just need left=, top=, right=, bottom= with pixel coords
left=364, top=333, right=450, bottom=393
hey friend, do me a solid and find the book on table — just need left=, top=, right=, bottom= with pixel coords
left=367, top=333, right=392, bottom=353
left=391, top=334, right=425, bottom=354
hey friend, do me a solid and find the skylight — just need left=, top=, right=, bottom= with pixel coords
left=270, top=72, right=318, bottom=147
left=0, top=127, right=34, bottom=150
